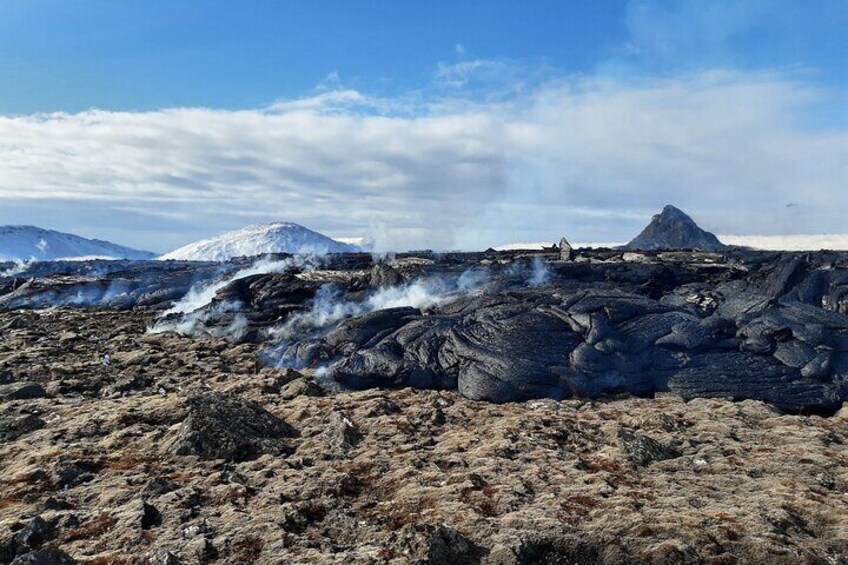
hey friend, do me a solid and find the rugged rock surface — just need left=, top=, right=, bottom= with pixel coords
left=624, top=205, right=727, bottom=251
left=168, top=392, right=296, bottom=461
left=0, top=310, right=846, bottom=563
left=558, top=238, right=574, bottom=261
left=0, top=259, right=225, bottom=311
left=260, top=250, right=848, bottom=413
left=5, top=248, right=848, bottom=413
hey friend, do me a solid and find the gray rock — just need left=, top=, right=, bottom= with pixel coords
left=13, top=516, right=55, bottom=553
left=370, top=263, right=404, bottom=287
left=141, top=477, right=178, bottom=497
left=486, top=533, right=602, bottom=565
left=141, top=502, right=161, bottom=530
left=321, top=412, right=362, bottom=457
left=169, top=392, right=296, bottom=462
left=279, top=377, right=324, bottom=400
left=0, top=413, right=45, bottom=441
left=405, top=524, right=483, bottom=564
left=0, top=369, right=14, bottom=384
left=559, top=238, right=574, bottom=261
left=623, top=205, right=726, bottom=251
left=105, top=374, right=154, bottom=396
left=146, top=549, right=183, bottom=565
left=616, top=428, right=681, bottom=467
left=53, top=458, right=100, bottom=488
left=10, top=549, right=75, bottom=565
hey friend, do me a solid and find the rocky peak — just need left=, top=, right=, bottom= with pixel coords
left=624, top=205, right=726, bottom=251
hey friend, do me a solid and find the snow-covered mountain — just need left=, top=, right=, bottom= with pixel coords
left=0, top=225, right=155, bottom=262
left=159, top=222, right=360, bottom=262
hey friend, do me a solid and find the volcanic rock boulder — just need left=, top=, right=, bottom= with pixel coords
left=624, top=205, right=727, bottom=251
left=559, top=237, right=574, bottom=261
left=0, top=412, right=45, bottom=441
left=169, top=392, right=296, bottom=461
left=9, top=548, right=75, bottom=565
left=616, top=428, right=680, bottom=467
left=320, top=412, right=362, bottom=458
left=403, top=524, right=484, bottom=564
left=0, top=383, right=47, bottom=401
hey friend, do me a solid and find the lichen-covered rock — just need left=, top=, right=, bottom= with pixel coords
left=279, top=377, right=324, bottom=400
left=616, top=428, right=681, bottom=467
left=403, top=524, right=484, bottom=564
left=168, top=392, right=296, bottom=461
left=320, top=412, right=362, bottom=458
left=0, top=413, right=44, bottom=441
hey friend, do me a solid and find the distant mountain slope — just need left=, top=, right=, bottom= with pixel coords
left=0, top=225, right=154, bottom=261
left=624, top=205, right=727, bottom=251
left=159, top=222, right=360, bottom=261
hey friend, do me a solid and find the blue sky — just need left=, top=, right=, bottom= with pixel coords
left=0, top=1, right=631, bottom=113
left=0, top=1, right=846, bottom=251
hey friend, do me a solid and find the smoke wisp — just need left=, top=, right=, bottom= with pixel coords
left=164, top=255, right=321, bottom=316
left=0, top=260, right=31, bottom=278
left=265, top=267, right=492, bottom=367
left=149, top=254, right=324, bottom=337
left=527, top=256, right=552, bottom=287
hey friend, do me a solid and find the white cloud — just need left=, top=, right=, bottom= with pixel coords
left=0, top=69, right=845, bottom=252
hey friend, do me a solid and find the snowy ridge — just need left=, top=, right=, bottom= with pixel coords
left=160, top=222, right=360, bottom=262
left=496, top=235, right=848, bottom=252
left=0, top=225, right=154, bottom=262
left=719, top=235, right=848, bottom=251
left=494, top=241, right=624, bottom=251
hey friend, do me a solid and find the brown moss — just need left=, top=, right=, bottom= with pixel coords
left=103, top=454, right=161, bottom=471
left=380, top=495, right=438, bottom=530
left=0, top=495, right=22, bottom=510
left=227, top=536, right=265, bottom=563
left=81, top=555, right=137, bottom=565
left=66, top=513, right=118, bottom=542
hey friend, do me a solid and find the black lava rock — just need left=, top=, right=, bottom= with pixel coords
left=0, top=383, right=47, bottom=401
left=624, top=205, right=726, bottom=251
left=10, top=548, right=75, bottom=565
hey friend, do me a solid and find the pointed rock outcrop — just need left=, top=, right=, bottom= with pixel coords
left=558, top=237, right=574, bottom=261
left=624, top=205, right=726, bottom=251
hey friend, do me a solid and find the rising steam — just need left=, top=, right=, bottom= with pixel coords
left=0, top=260, right=31, bottom=278
left=267, top=267, right=491, bottom=355
left=527, top=256, right=552, bottom=287
left=149, top=254, right=323, bottom=336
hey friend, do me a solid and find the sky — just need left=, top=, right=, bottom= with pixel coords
left=0, top=0, right=846, bottom=252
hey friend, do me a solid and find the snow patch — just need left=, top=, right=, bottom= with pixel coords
left=494, top=241, right=623, bottom=251
left=719, top=234, right=848, bottom=251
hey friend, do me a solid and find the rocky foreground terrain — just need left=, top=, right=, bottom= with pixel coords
left=1, top=309, right=847, bottom=564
